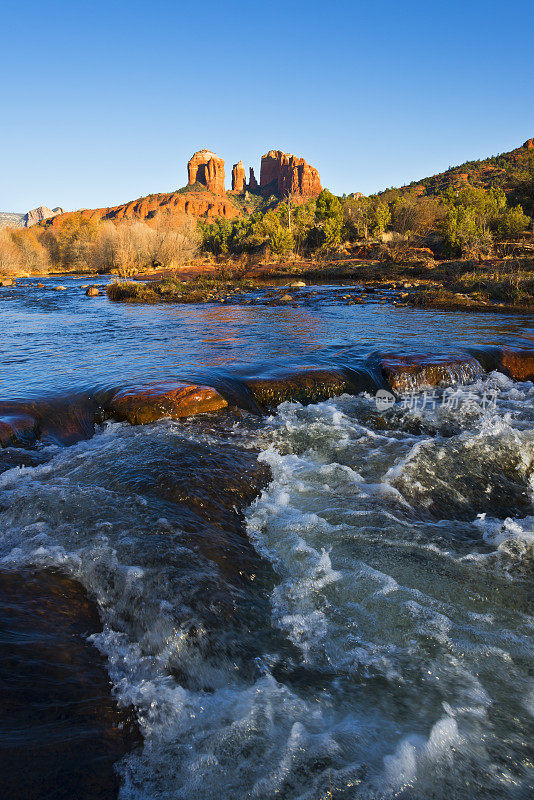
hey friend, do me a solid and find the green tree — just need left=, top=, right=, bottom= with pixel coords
left=372, top=201, right=392, bottom=235
left=200, top=218, right=233, bottom=256
left=322, top=216, right=343, bottom=250
left=315, top=189, right=342, bottom=222
left=442, top=204, right=493, bottom=257
left=494, top=205, right=530, bottom=239
left=291, top=200, right=316, bottom=253
left=269, top=226, right=294, bottom=256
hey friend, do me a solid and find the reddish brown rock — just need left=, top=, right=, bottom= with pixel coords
left=245, top=368, right=349, bottom=407
left=106, top=381, right=228, bottom=425
left=523, top=138, right=534, bottom=150
left=259, top=150, right=322, bottom=201
left=231, top=161, right=246, bottom=193
left=497, top=346, right=534, bottom=381
left=0, top=414, right=38, bottom=447
left=248, top=167, right=259, bottom=191
left=380, top=353, right=484, bottom=394
left=187, top=149, right=226, bottom=195
left=47, top=188, right=241, bottom=228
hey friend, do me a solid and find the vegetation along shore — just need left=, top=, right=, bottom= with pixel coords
left=1, top=140, right=534, bottom=312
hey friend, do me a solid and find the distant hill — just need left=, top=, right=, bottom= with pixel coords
left=0, top=206, right=64, bottom=228
left=0, top=211, right=23, bottom=228
left=396, top=138, right=534, bottom=199
left=20, top=206, right=64, bottom=227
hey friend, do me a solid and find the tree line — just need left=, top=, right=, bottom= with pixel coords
left=0, top=213, right=200, bottom=277
left=1, top=163, right=533, bottom=276
left=201, top=178, right=533, bottom=262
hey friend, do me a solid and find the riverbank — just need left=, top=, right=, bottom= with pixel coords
left=3, top=252, right=534, bottom=313
left=105, top=255, right=534, bottom=314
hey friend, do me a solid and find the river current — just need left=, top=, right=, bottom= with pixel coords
left=0, top=276, right=532, bottom=799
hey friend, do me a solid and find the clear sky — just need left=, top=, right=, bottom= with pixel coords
left=1, top=0, right=533, bottom=212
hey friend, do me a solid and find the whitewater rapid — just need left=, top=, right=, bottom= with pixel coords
left=0, top=373, right=532, bottom=798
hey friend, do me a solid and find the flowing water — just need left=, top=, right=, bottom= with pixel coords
left=0, top=276, right=533, bottom=799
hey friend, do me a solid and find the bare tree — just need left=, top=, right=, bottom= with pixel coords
left=0, top=229, right=23, bottom=275
left=285, top=190, right=298, bottom=231
left=90, top=216, right=200, bottom=278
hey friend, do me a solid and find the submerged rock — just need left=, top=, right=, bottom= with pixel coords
left=0, top=398, right=97, bottom=448
left=245, top=368, right=351, bottom=407
left=0, top=414, right=39, bottom=447
left=0, top=568, right=138, bottom=799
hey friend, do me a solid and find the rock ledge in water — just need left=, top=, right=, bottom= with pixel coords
left=497, top=346, right=534, bottom=382
left=380, top=352, right=484, bottom=394
left=245, top=368, right=351, bottom=407
left=105, top=382, right=228, bottom=425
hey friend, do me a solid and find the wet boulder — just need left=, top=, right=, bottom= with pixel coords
left=497, top=346, right=534, bottom=382
left=0, top=415, right=39, bottom=447
left=380, top=352, right=484, bottom=394
left=0, top=568, right=138, bottom=799
left=105, top=381, right=228, bottom=425
left=85, top=286, right=100, bottom=297
left=245, top=368, right=351, bottom=407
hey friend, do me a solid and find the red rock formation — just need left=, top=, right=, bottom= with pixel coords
left=46, top=148, right=320, bottom=229
left=47, top=188, right=241, bottom=229
left=187, top=149, right=225, bottom=195
left=231, top=161, right=246, bottom=192
left=248, top=167, right=259, bottom=191
left=524, top=138, right=534, bottom=150
left=259, top=150, right=322, bottom=200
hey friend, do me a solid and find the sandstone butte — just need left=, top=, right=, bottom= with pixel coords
left=259, top=150, right=322, bottom=200
left=231, top=160, right=246, bottom=193
left=45, top=149, right=322, bottom=230
left=187, top=149, right=226, bottom=195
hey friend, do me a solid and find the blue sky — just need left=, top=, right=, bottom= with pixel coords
left=1, top=0, right=533, bottom=212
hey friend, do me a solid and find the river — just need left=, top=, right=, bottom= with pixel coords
left=0, top=275, right=532, bottom=799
